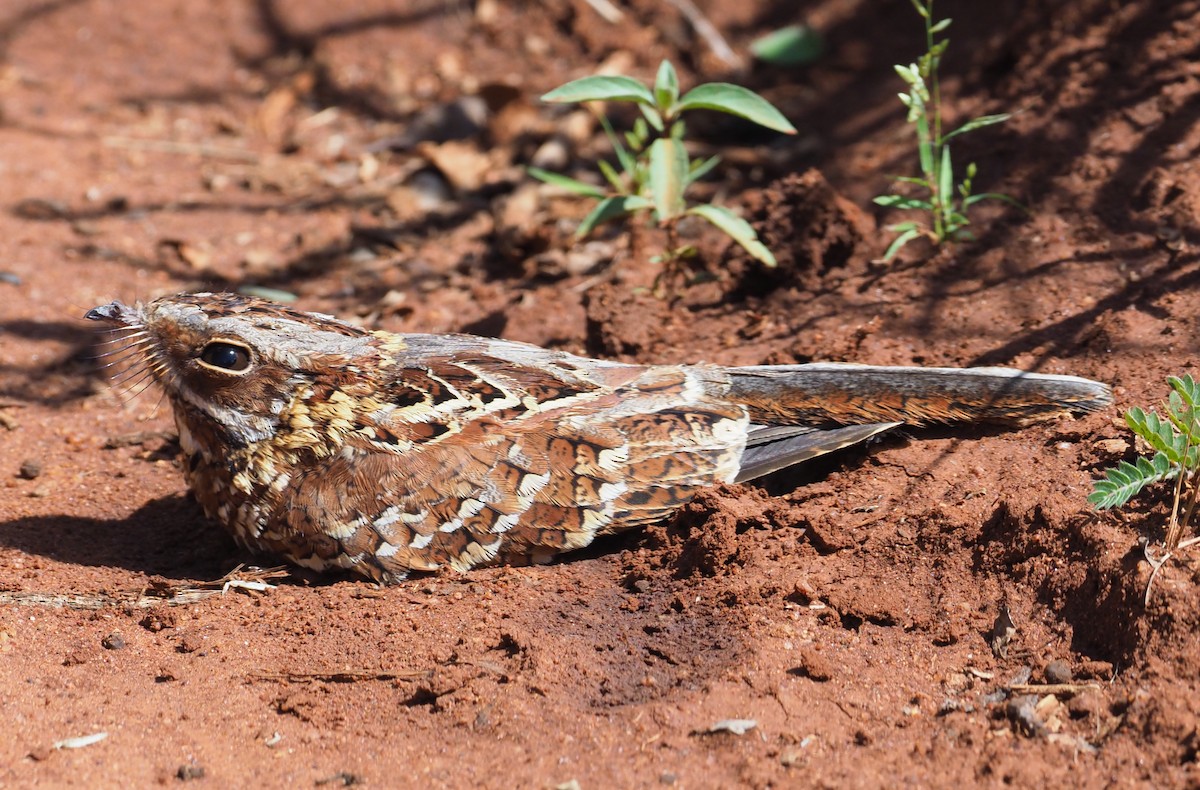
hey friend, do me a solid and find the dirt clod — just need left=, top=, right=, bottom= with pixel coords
left=790, top=644, right=835, bottom=682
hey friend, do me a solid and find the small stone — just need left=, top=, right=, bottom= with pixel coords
left=1007, top=665, right=1033, bottom=686
left=101, top=633, right=126, bottom=651
left=1043, top=659, right=1072, bottom=684
left=1094, top=438, right=1129, bottom=456
left=177, top=764, right=205, bottom=780
left=409, top=170, right=454, bottom=208
left=704, top=719, right=757, bottom=736
left=564, top=241, right=614, bottom=276
left=989, top=606, right=1017, bottom=658
left=780, top=747, right=803, bottom=766
left=18, top=459, right=41, bottom=480
left=530, top=137, right=569, bottom=171
left=1005, top=694, right=1045, bottom=737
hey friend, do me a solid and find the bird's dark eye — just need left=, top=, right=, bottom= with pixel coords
left=199, top=342, right=252, bottom=373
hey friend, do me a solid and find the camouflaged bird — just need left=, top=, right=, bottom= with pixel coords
left=87, top=293, right=1112, bottom=583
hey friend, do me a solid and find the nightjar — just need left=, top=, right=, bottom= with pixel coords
left=87, top=293, right=1112, bottom=583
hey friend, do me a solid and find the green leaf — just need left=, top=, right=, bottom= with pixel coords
left=874, top=195, right=933, bottom=211
left=916, top=115, right=933, bottom=176
left=237, top=285, right=296, bottom=302
left=1167, top=375, right=1200, bottom=443
left=596, top=160, right=625, bottom=192
left=1089, top=452, right=1178, bottom=509
left=631, top=117, right=650, bottom=146
left=527, top=167, right=606, bottom=198
left=1170, top=375, right=1200, bottom=408
left=675, top=83, right=797, bottom=134
left=943, top=113, right=1012, bottom=142
left=894, top=64, right=920, bottom=86
left=929, top=17, right=952, bottom=34
left=638, top=103, right=665, bottom=133
left=1127, top=407, right=1187, bottom=462
left=654, top=60, right=679, bottom=114
left=1165, top=403, right=1200, bottom=446
left=647, top=138, right=689, bottom=221
left=687, top=204, right=776, bottom=267
left=938, top=145, right=953, bottom=209
left=576, top=195, right=653, bottom=237
left=687, top=154, right=722, bottom=184
left=597, top=114, right=638, bottom=177
left=880, top=227, right=924, bottom=262
left=541, top=75, right=655, bottom=107
left=749, top=25, right=823, bottom=66
left=962, top=191, right=1027, bottom=212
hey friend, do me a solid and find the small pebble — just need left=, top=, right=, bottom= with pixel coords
left=1005, top=694, right=1045, bottom=736
left=18, top=459, right=41, bottom=480
left=1044, top=659, right=1072, bottom=684
left=530, top=137, right=569, bottom=171
left=1007, top=665, right=1033, bottom=686
left=101, top=633, right=126, bottom=651
left=177, top=764, right=205, bottom=781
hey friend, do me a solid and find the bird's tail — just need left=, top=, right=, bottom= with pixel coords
left=722, top=363, right=1113, bottom=428
left=710, top=364, right=1112, bottom=482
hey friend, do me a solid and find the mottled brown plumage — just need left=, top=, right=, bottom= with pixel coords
left=87, top=292, right=1112, bottom=583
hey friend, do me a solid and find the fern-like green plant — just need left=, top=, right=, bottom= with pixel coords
left=1090, top=374, right=1200, bottom=550
left=529, top=59, right=796, bottom=282
left=873, top=0, right=1022, bottom=263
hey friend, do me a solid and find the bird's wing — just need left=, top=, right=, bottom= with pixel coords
left=735, top=423, right=902, bottom=482
left=265, top=353, right=750, bottom=580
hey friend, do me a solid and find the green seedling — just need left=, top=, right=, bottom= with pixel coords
left=529, top=60, right=796, bottom=283
left=750, top=25, right=823, bottom=67
left=1091, top=375, right=1200, bottom=558
left=873, top=0, right=1021, bottom=263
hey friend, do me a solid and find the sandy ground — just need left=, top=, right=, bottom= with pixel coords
left=2, top=0, right=1200, bottom=786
